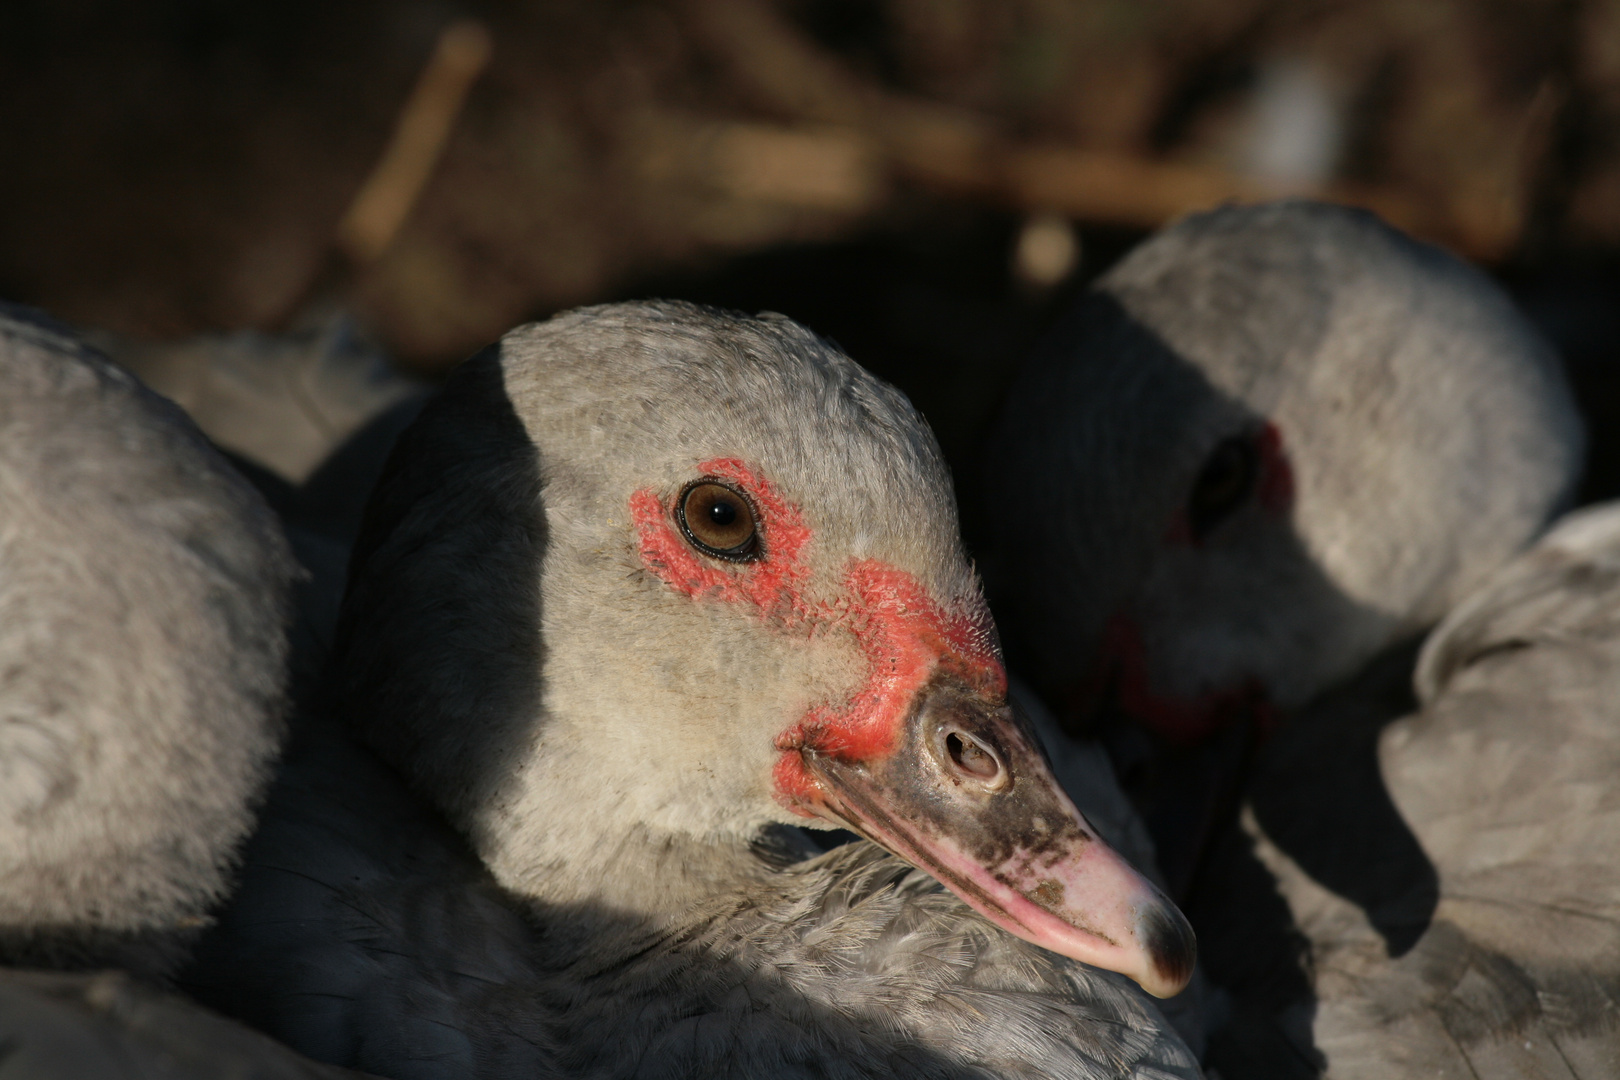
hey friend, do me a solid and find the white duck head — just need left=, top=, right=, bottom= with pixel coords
left=0, top=305, right=294, bottom=976
left=327, top=300, right=1195, bottom=998
left=986, top=201, right=1583, bottom=746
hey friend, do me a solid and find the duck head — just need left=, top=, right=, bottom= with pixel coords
left=984, top=202, right=1583, bottom=894
left=988, top=201, right=1583, bottom=748
left=329, top=300, right=1194, bottom=998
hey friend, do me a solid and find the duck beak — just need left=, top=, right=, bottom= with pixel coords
left=798, top=679, right=1196, bottom=998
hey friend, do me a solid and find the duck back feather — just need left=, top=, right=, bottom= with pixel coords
left=1247, top=503, right=1620, bottom=1077
left=0, top=304, right=295, bottom=978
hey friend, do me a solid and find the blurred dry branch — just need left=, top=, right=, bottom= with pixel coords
left=325, top=0, right=1591, bottom=358
left=0, top=0, right=1610, bottom=362
left=634, top=120, right=886, bottom=214
left=338, top=19, right=493, bottom=264
left=678, top=0, right=1527, bottom=260
left=992, top=149, right=1501, bottom=258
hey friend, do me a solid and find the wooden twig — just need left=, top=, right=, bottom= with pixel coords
left=677, top=0, right=1522, bottom=261
left=337, top=19, right=493, bottom=264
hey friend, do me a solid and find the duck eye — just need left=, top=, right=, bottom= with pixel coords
left=678, top=481, right=760, bottom=561
left=1188, top=433, right=1260, bottom=540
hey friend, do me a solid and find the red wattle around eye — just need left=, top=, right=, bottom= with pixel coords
left=630, top=460, right=1006, bottom=806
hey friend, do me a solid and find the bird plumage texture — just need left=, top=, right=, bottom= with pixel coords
left=1249, top=503, right=1620, bottom=1077
left=0, top=304, right=378, bottom=1079
left=0, top=967, right=369, bottom=1079
left=0, top=304, right=296, bottom=978
left=189, top=300, right=1200, bottom=1079
left=195, top=719, right=1198, bottom=1080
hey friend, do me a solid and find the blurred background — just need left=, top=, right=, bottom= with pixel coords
left=4, top=0, right=1620, bottom=524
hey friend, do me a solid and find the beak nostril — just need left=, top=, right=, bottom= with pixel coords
left=945, top=729, right=1002, bottom=782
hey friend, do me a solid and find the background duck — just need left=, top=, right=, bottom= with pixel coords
left=0, top=304, right=373, bottom=1077
left=0, top=304, right=295, bottom=978
left=1255, top=502, right=1620, bottom=1077
left=983, top=201, right=1588, bottom=1073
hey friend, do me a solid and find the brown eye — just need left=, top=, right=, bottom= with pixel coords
left=677, top=481, right=760, bottom=561
left=1188, top=433, right=1260, bottom=540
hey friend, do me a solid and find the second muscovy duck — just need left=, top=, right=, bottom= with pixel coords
left=984, top=201, right=1591, bottom=1075
left=984, top=200, right=1582, bottom=888
left=0, top=304, right=295, bottom=978
left=0, top=304, right=371, bottom=1078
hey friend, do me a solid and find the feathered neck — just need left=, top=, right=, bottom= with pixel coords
left=528, top=838, right=1193, bottom=1080
left=514, top=822, right=824, bottom=959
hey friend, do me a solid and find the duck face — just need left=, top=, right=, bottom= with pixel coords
left=1068, top=409, right=1394, bottom=744
left=988, top=298, right=1389, bottom=752
left=609, top=454, right=1193, bottom=996
left=988, top=202, right=1581, bottom=749
left=336, top=302, right=1194, bottom=998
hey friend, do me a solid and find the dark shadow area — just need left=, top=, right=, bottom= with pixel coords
left=0, top=924, right=196, bottom=987
left=293, top=394, right=429, bottom=545
left=1100, top=705, right=1264, bottom=905
left=1184, top=638, right=1438, bottom=1077
left=325, top=345, right=549, bottom=828
left=215, top=388, right=430, bottom=709
left=182, top=715, right=566, bottom=1073
left=219, top=448, right=299, bottom=523
left=1184, top=822, right=1323, bottom=1080
left=1509, top=260, right=1620, bottom=506
left=1248, top=637, right=1438, bottom=956
left=0, top=966, right=359, bottom=1079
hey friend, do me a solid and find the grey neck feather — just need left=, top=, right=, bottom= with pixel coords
left=524, top=823, right=816, bottom=947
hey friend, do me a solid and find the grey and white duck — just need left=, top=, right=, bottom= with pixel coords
left=987, top=199, right=1580, bottom=769
left=0, top=304, right=368, bottom=1077
left=187, top=301, right=1202, bottom=1079
left=984, top=201, right=1595, bottom=1074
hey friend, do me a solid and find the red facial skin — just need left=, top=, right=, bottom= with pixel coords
left=630, top=457, right=1005, bottom=814
left=1070, top=615, right=1275, bottom=746
left=1255, top=422, right=1295, bottom=513
left=1082, top=423, right=1294, bottom=744
left=635, top=460, right=1199, bottom=998
left=630, top=457, right=814, bottom=616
